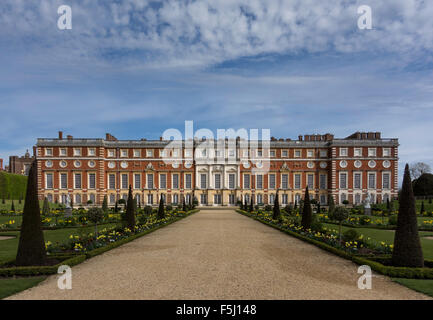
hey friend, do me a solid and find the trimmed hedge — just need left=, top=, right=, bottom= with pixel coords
left=237, top=209, right=433, bottom=279
left=0, top=172, right=27, bottom=200
left=0, top=254, right=86, bottom=277
left=0, top=209, right=199, bottom=277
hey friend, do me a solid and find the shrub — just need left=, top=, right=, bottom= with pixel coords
left=359, top=215, right=371, bottom=225
left=143, top=205, right=152, bottom=215
left=343, top=229, right=359, bottom=243
left=388, top=214, right=398, bottom=226
left=166, top=204, right=173, bottom=211
left=264, top=205, right=272, bottom=212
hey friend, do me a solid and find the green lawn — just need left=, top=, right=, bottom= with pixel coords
left=0, top=276, right=47, bottom=299
left=392, top=278, right=433, bottom=298
left=0, top=222, right=120, bottom=263
left=323, top=223, right=433, bottom=260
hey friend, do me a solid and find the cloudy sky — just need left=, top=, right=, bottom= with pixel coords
left=0, top=0, right=432, bottom=182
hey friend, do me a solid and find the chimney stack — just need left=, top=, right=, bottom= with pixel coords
left=58, top=131, right=63, bottom=139
left=67, top=135, right=73, bottom=140
left=298, top=135, right=303, bottom=141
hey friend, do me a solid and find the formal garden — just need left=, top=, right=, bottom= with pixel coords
left=237, top=164, right=433, bottom=297
left=0, top=162, right=199, bottom=299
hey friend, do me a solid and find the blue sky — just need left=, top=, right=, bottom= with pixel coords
left=1, top=0, right=433, bottom=182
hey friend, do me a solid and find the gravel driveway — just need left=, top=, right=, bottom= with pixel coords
left=7, top=209, right=430, bottom=300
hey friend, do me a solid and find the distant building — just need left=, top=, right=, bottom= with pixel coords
left=36, top=130, right=399, bottom=206
left=8, top=149, right=35, bottom=175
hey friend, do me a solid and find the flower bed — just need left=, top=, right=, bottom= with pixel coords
left=237, top=209, right=433, bottom=279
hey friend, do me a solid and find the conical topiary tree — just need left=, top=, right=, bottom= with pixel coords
left=157, top=194, right=165, bottom=220
left=272, top=192, right=280, bottom=220
left=249, top=196, right=253, bottom=212
left=182, top=196, right=187, bottom=211
left=42, top=197, right=50, bottom=216
left=125, top=185, right=136, bottom=230
left=102, top=195, right=108, bottom=213
left=328, top=194, right=335, bottom=216
left=420, top=201, right=425, bottom=215
left=301, top=187, right=313, bottom=230
left=11, top=200, right=15, bottom=213
left=392, top=164, right=424, bottom=267
left=16, top=161, right=46, bottom=266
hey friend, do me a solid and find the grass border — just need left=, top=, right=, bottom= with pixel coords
left=237, top=209, right=433, bottom=279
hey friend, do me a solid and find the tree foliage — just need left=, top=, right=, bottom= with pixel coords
left=301, top=187, right=312, bottom=229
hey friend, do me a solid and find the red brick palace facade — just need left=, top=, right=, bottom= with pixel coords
left=35, top=131, right=399, bottom=207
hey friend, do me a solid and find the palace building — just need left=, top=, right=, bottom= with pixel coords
left=35, top=131, right=399, bottom=207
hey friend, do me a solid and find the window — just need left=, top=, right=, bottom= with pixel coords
left=339, top=173, right=347, bottom=189
left=294, top=174, right=301, bottom=189
left=73, top=148, right=81, bottom=156
left=383, top=148, right=391, bottom=157
left=88, top=173, right=96, bottom=189
left=108, top=174, right=115, bottom=189
left=214, top=194, right=221, bottom=204
left=244, top=174, right=250, bottom=189
left=229, top=194, right=235, bottom=205
left=243, top=149, right=249, bottom=157
left=172, top=149, right=179, bottom=158
left=319, top=174, right=327, bottom=190
left=134, top=174, right=141, bottom=189
left=147, top=174, right=154, bottom=189
left=256, top=175, right=263, bottom=189
left=270, top=150, right=276, bottom=157
left=368, top=148, right=376, bottom=157
left=281, top=174, right=288, bottom=189
left=107, top=149, right=115, bottom=157
left=146, top=150, right=153, bottom=157
left=269, top=174, right=276, bottom=189
left=147, top=194, right=153, bottom=205
left=307, top=150, right=314, bottom=158
left=354, top=148, right=362, bottom=157
left=200, top=174, right=207, bottom=189
left=214, top=174, right=221, bottom=189
left=320, top=195, right=326, bottom=205
left=172, top=174, right=179, bottom=189
left=60, top=173, right=67, bottom=189
left=121, top=174, right=128, bottom=189
left=228, top=149, right=235, bottom=157
left=294, top=150, right=301, bottom=158
left=307, top=174, right=314, bottom=189
left=368, top=173, right=376, bottom=189
left=185, top=174, right=192, bottom=189
left=74, top=173, right=82, bottom=189
left=295, top=194, right=301, bottom=204
left=133, top=149, right=141, bottom=157
left=355, top=194, right=361, bottom=205
left=135, top=194, right=141, bottom=205
left=282, top=150, right=288, bottom=157
left=89, top=194, right=95, bottom=204
left=200, top=194, right=207, bottom=205
left=282, top=194, right=288, bottom=205
left=75, top=194, right=81, bottom=204
left=88, top=148, right=96, bottom=156
left=257, top=194, right=263, bottom=204
left=160, top=174, right=167, bottom=189
left=120, top=149, right=128, bottom=157
left=320, top=150, right=327, bottom=158
left=383, top=172, right=390, bottom=189
left=339, top=148, right=348, bottom=157
left=340, top=193, right=347, bottom=203
left=46, top=173, right=53, bottom=189
left=172, top=194, right=179, bottom=204
left=354, top=173, right=362, bottom=189
left=45, top=148, right=53, bottom=156
left=109, top=194, right=116, bottom=204
left=185, top=149, right=192, bottom=157
left=228, top=174, right=235, bottom=189
left=269, top=194, right=275, bottom=204
left=60, top=148, right=67, bottom=156
left=257, top=150, right=263, bottom=157
left=201, top=149, right=206, bottom=157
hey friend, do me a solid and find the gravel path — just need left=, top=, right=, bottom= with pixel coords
left=7, top=209, right=430, bottom=300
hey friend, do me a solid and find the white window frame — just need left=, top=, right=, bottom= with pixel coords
left=59, top=172, right=68, bottom=189
left=307, top=173, right=314, bottom=189
left=121, top=173, right=128, bottom=189
left=339, top=172, right=348, bottom=189
left=294, top=150, right=301, bottom=158
left=108, top=174, right=116, bottom=190
left=88, top=148, right=96, bottom=157
left=256, top=174, right=263, bottom=189
left=268, top=174, right=276, bottom=189
left=147, top=173, right=154, bottom=189
left=368, top=148, right=377, bottom=157
left=134, top=173, right=141, bottom=189
left=353, top=172, right=362, bottom=190
left=281, top=174, right=288, bottom=189
left=339, top=148, right=348, bottom=157
left=146, top=149, right=153, bottom=157
left=368, top=172, right=377, bottom=189
left=185, top=173, right=192, bottom=189
left=294, top=173, right=301, bottom=189
left=120, top=149, right=128, bottom=158
left=60, top=148, right=67, bottom=156
left=282, top=150, right=288, bottom=158
left=354, top=148, right=362, bottom=157
left=45, top=148, right=53, bottom=156
left=88, top=172, right=96, bottom=189
left=159, top=174, right=167, bottom=189
left=243, top=174, right=250, bottom=189
left=73, top=148, right=82, bottom=156
left=107, top=149, right=115, bottom=157
left=319, top=149, right=327, bottom=158
left=133, top=149, right=141, bottom=158
left=382, top=171, right=391, bottom=190
left=45, top=173, right=54, bottom=189
left=172, top=174, right=179, bottom=189
left=307, top=149, right=314, bottom=158
left=383, top=148, right=391, bottom=157
left=74, top=173, right=82, bottom=189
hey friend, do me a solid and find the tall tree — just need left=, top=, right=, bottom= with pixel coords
left=157, top=194, right=165, bottom=219
left=410, top=162, right=431, bottom=180
left=328, top=194, right=335, bottom=215
left=42, top=197, right=50, bottom=216
left=125, top=185, right=136, bottom=230
left=16, top=161, right=46, bottom=266
left=301, top=187, right=313, bottom=229
left=392, top=164, right=424, bottom=267
left=272, top=192, right=280, bottom=220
